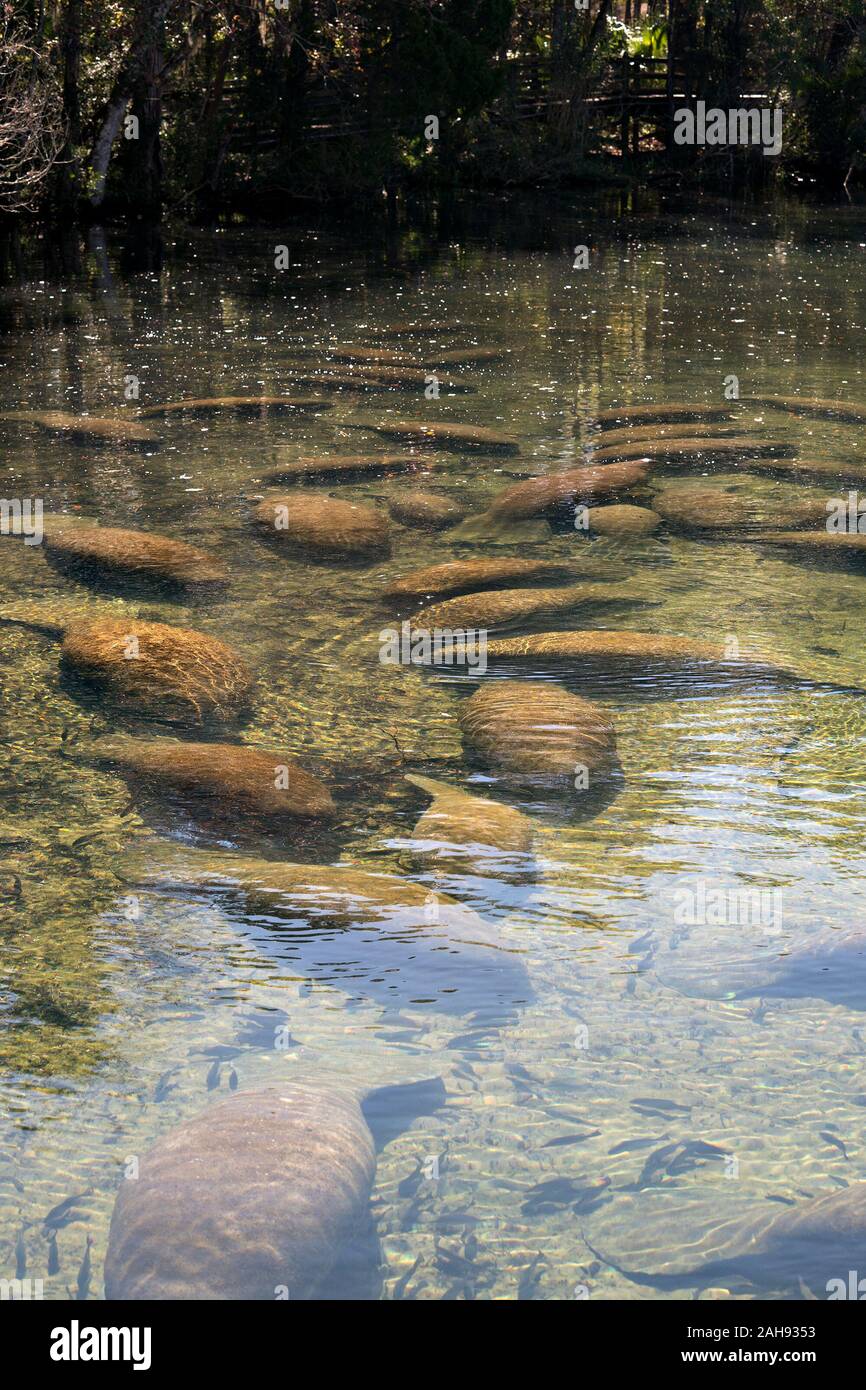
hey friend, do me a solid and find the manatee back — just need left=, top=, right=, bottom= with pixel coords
left=104, top=1085, right=376, bottom=1300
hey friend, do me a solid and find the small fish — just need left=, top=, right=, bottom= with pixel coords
left=608, top=1135, right=669, bottom=1155
left=391, top=1255, right=421, bottom=1300
left=636, top=1139, right=730, bottom=1189
left=228, top=1068, right=238, bottom=1092
left=635, top=1140, right=685, bottom=1188
left=820, top=1130, right=850, bottom=1160
left=15, top=1224, right=26, bottom=1279
left=521, top=1175, right=611, bottom=1217
left=542, top=1131, right=601, bottom=1149
left=517, top=1253, right=546, bottom=1300
left=76, top=1235, right=92, bottom=1300
left=206, top=1059, right=222, bottom=1091
left=42, top=1189, right=92, bottom=1233
left=630, top=1098, right=692, bottom=1118
left=153, top=1068, right=180, bottom=1102
left=189, top=1044, right=239, bottom=1060
left=397, top=1167, right=425, bottom=1200
left=47, top=1230, right=59, bottom=1275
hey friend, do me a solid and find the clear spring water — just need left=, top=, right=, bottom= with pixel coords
left=1, top=191, right=866, bottom=1300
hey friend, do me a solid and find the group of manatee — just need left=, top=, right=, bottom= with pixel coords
left=4, top=344, right=866, bottom=1299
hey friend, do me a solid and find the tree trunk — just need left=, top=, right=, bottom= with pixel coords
left=88, top=0, right=178, bottom=208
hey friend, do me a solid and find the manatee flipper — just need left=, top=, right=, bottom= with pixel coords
left=361, top=1076, right=447, bottom=1152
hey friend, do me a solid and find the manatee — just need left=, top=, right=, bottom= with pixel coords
left=744, top=530, right=866, bottom=559
left=104, top=1082, right=392, bottom=1300
left=650, top=910, right=866, bottom=1012
left=383, top=557, right=580, bottom=604
left=584, top=422, right=739, bottom=452
left=42, top=526, right=228, bottom=589
left=263, top=454, right=443, bottom=484
left=132, top=850, right=532, bottom=1013
left=387, top=491, right=465, bottom=530
left=346, top=418, right=520, bottom=454
left=253, top=492, right=390, bottom=559
left=743, top=394, right=866, bottom=423
left=742, top=457, right=866, bottom=487
left=427, top=348, right=507, bottom=367
left=474, top=461, right=651, bottom=526
left=410, top=581, right=647, bottom=632
left=312, top=363, right=475, bottom=393
left=589, top=437, right=794, bottom=467
left=585, top=1183, right=866, bottom=1294
left=591, top=403, right=734, bottom=430
left=458, top=680, right=618, bottom=792
left=0, top=608, right=254, bottom=725
left=138, top=396, right=330, bottom=418
left=653, top=488, right=828, bottom=533
left=374, top=320, right=469, bottom=337
left=281, top=372, right=403, bottom=394
left=79, top=736, right=335, bottom=825
left=583, top=505, right=661, bottom=537
left=64, top=619, right=253, bottom=724
left=482, top=630, right=793, bottom=678
left=401, top=772, right=534, bottom=881
left=0, top=411, right=160, bottom=449
left=325, top=346, right=419, bottom=365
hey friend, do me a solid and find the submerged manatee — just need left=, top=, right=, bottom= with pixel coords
left=589, top=436, right=794, bottom=467
left=458, top=462, right=651, bottom=538
left=653, top=488, right=828, bottom=533
left=427, top=348, right=507, bottom=367
left=264, top=453, right=444, bottom=484
left=325, top=346, right=419, bottom=366
left=482, top=630, right=794, bottom=679
left=410, top=581, right=647, bottom=632
left=582, top=505, right=661, bottom=537
left=585, top=1184, right=866, bottom=1294
left=383, top=557, right=578, bottom=605
left=138, top=396, right=331, bottom=418
left=254, top=492, right=390, bottom=559
left=0, top=606, right=254, bottom=725
left=135, top=851, right=532, bottom=1013
left=743, top=394, right=866, bottom=424
left=312, top=363, right=475, bottom=393
left=742, top=456, right=866, bottom=487
left=591, top=403, right=733, bottom=430
left=64, top=619, right=254, bottom=724
left=43, top=526, right=228, bottom=588
left=488, top=461, right=651, bottom=520
left=346, top=418, right=520, bottom=454
left=584, top=422, right=739, bottom=452
left=458, top=680, right=618, bottom=793
left=105, top=1078, right=444, bottom=1300
left=402, top=772, right=534, bottom=882
left=387, top=491, right=465, bottom=530
left=79, top=736, right=335, bottom=824
left=744, top=530, right=866, bottom=561
left=0, top=410, right=160, bottom=449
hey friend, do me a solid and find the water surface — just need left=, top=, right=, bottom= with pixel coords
left=1, top=194, right=865, bottom=1300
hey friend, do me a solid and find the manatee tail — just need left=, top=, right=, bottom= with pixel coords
left=449, top=511, right=551, bottom=544
left=405, top=773, right=463, bottom=801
